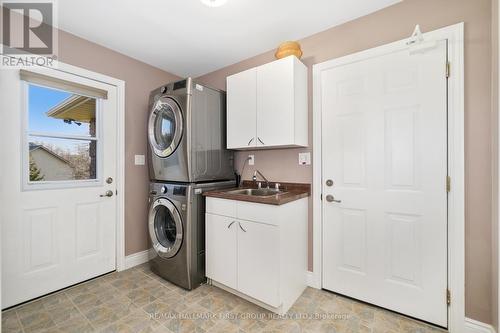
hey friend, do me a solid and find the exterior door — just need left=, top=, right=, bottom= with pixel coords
left=320, top=41, right=448, bottom=326
left=148, top=96, right=183, bottom=157
left=0, top=66, right=118, bottom=308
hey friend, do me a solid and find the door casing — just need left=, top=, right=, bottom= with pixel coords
left=312, top=23, right=464, bottom=331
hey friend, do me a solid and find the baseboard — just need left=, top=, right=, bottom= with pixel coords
left=123, top=249, right=152, bottom=270
left=465, top=317, right=496, bottom=333
left=306, top=271, right=321, bottom=289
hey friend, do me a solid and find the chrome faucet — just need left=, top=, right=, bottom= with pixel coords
left=252, top=170, right=270, bottom=189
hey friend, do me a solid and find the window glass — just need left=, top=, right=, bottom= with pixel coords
left=26, top=84, right=99, bottom=184
left=28, top=84, right=96, bottom=137
left=29, top=137, right=97, bottom=181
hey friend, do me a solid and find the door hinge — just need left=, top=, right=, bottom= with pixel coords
left=447, top=289, right=451, bottom=305
left=446, top=176, right=451, bottom=192
left=446, top=61, right=451, bottom=78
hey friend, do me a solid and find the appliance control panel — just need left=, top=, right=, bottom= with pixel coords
left=173, top=187, right=187, bottom=196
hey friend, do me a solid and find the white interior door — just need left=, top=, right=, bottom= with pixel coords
left=0, top=66, right=118, bottom=308
left=321, top=41, right=448, bottom=326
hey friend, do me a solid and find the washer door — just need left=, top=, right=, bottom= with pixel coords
left=148, top=96, right=183, bottom=158
left=148, top=198, right=183, bottom=258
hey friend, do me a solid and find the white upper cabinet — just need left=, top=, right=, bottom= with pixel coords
left=226, top=56, right=308, bottom=150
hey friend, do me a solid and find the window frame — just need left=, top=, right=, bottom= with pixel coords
left=22, top=81, right=104, bottom=190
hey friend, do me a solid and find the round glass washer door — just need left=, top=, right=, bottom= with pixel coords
left=148, top=96, right=183, bottom=158
left=148, top=198, right=183, bottom=258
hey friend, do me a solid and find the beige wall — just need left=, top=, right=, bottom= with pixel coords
left=57, top=31, right=180, bottom=255
left=197, top=0, right=494, bottom=324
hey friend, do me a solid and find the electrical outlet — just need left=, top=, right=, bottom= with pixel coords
left=298, top=152, right=311, bottom=165
left=248, top=155, right=255, bottom=166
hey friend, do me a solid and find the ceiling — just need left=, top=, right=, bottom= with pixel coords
left=58, top=0, right=401, bottom=77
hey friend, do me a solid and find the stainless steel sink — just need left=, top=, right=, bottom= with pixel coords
left=226, top=188, right=286, bottom=197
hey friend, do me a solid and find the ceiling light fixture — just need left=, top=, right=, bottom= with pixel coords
left=200, top=0, right=228, bottom=7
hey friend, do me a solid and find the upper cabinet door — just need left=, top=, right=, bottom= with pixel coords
left=226, top=68, right=257, bottom=149
left=257, top=57, right=295, bottom=147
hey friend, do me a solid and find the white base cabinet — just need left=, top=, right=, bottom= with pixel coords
left=205, top=197, right=308, bottom=314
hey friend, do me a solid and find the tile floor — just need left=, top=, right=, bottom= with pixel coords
left=2, top=264, right=446, bottom=333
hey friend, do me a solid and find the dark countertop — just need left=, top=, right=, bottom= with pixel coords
left=203, top=181, right=310, bottom=205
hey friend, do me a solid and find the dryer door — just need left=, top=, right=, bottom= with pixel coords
left=148, top=198, right=183, bottom=258
left=148, top=96, right=183, bottom=158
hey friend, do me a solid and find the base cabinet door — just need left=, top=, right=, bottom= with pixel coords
left=237, top=220, right=280, bottom=307
left=206, top=213, right=238, bottom=289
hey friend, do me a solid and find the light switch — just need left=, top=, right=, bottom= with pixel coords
left=298, top=152, right=311, bottom=165
left=248, top=155, right=255, bottom=166
left=134, top=155, right=145, bottom=165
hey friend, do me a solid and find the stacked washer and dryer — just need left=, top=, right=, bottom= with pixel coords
left=147, top=78, right=235, bottom=290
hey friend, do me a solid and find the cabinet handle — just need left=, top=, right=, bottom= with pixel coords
left=257, top=137, right=265, bottom=145
left=247, top=138, right=254, bottom=146
left=238, top=222, right=247, bottom=232
left=227, top=221, right=236, bottom=229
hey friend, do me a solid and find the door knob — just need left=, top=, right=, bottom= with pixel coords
left=325, top=179, right=333, bottom=187
left=100, top=190, right=114, bottom=197
left=325, top=194, right=341, bottom=203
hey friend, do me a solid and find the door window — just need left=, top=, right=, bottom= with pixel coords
left=25, top=84, right=100, bottom=186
